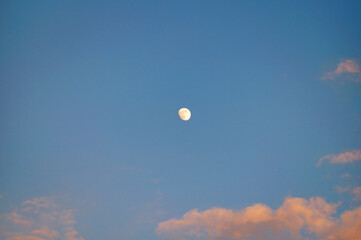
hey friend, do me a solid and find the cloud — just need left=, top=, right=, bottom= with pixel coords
left=323, top=59, right=361, bottom=82
left=23, top=196, right=57, bottom=209
left=31, top=227, right=59, bottom=239
left=340, top=173, right=352, bottom=178
left=317, top=150, right=361, bottom=166
left=336, top=186, right=351, bottom=193
left=334, top=60, right=360, bottom=75
left=3, top=233, right=46, bottom=240
left=335, top=185, right=361, bottom=202
left=353, top=187, right=361, bottom=201
left=6, top=211, right=34, bottom=227
left=156, top=196, right=361, bottom=240
left=2, top=196, right=84, bottom=240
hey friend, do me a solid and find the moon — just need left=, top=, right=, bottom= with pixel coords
left=178, top=108, right=191, bottom=121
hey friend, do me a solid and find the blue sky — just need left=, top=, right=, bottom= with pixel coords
left=1, top=1, right=361, bottom=240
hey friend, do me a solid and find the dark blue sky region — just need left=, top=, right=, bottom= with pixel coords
left=1, top=1, right=361, bottom=240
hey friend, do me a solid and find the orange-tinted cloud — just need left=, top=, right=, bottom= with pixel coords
left=4, top=233, right=46, bottom=240
left=7, top=211, right=34, bottom=226
left=31, top=227, right=59, bottom=239
left=323, top=59, right=361, bottom=82
left=156, top=196, right=361, bottom=240
left=317, top=150, right=361, bottom=166
left=334, top=60, right=360, bottom=74
left=2, top=197, right=84, bottom=240
left=23, top=196, right=57, bottom=209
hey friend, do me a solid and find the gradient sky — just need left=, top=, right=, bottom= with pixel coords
left=1, top=1, right=361, bottom=240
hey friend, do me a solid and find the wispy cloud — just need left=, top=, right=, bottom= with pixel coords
left=2, top=196, right=84, bottom=240
left=335, top=185, right=361, bottom=202
left=323, top=59, right=361, bottom=82
left=340, top=173, right=352, bottom=178
left=23, top=196, right=57, bottom=209
left=353, top=187, right=361, bottom=201
left=317, top=150, right=361, bottom=166
left=7, top=211, right=34, bottom=227
left=3, top=234, right=46, bottom=240
left=156, top=196, right=361, bottom=240
left=335, top=185, right=351, bottom=193
left=31, top=227, right=59, bottom=239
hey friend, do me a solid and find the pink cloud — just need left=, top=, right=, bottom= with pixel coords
left=317, top=150, right=361, bottom=166
left=334, top=60, right=360, bottom=74
left=323, top=59, right=361, bottom=82
left=31, top=227, right=59, bottom=239
left=2, top=197, right=84, bottom=240
left=7, top=211, right=34, bottom=227
left=5, top=233, right=46, bottom=240
left=23, top=196, right=57, bottom=209
left=156, top=196, right=361, bottom=240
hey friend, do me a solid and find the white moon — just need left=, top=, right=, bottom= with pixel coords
left=178, top=108, right=191, bottom=121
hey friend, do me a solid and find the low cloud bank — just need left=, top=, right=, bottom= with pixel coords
left=157, top=196, right=361, bottom=240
